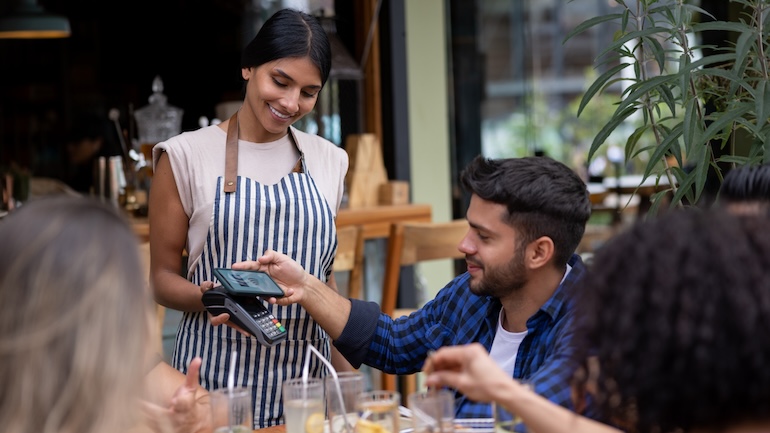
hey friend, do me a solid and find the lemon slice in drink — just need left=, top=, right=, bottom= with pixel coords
left=355, top=418, right=387, bottom=433
left=305, top=412, right=325, bottom=433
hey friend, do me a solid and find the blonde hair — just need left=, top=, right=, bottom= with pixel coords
left=0, top=196, right=153, bottom=433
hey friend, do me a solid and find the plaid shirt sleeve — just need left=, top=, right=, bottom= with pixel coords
left=332, top=299, right=383, bottom=367
left=333, top=275, right=494, bottom=371
left=363, top=273, right=493, bottom=375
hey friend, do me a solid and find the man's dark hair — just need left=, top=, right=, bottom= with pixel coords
left=575, top=210, right=770, bottom=433
left=459, top=155, right=591, bottom=267
left=718, top=163, right=770, bottom=212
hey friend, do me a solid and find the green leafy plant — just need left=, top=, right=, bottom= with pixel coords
left=567, top=0, right=770, bottom=213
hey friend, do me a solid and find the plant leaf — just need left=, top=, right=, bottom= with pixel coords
left=564, top=14, right=624, bottom=43
left=683, top=97, right=701, bottom=148
left=643, top=35, right=667, bottom=74
left=614, top=75, right=674, bottom=116
left=588, top=106, right=637, bottom=162
left=692, top=21, right=754, bottom=34
left=643, top=124, right=683, bottom=179
left=669, top=171, right=697, bottom=208
left=755, top=79, right=770, bottom=133
left=576, top=63, right=632, bottom=117
left=596, top=27, right=673, bottom=64
left=700, top=104, right=751, bottom=145
left=625, top=124, right=650, bottom=159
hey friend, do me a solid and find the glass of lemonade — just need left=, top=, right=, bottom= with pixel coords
left=326, top=371, right=367, bottom=433
left=493, top=381, right=532, bottom=433
left=283, top=377, right=326, bottom=433
left=355, top=390, right=401, bottom=433
left=408, top=389, right=455, bottom=433
left=210, top=387, right=253, bottom=433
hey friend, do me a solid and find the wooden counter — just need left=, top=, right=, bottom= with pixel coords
left=336, top=203, right=432, bottom=239
left=131, top=203, right=433, bottom=243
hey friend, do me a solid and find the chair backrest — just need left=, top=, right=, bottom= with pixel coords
left=381, top=219, right=469, bottom=317
left=334, top=225, right=365, bottom=299
left=379, top=219, right=469, bottom=394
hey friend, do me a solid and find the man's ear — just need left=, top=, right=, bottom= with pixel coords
left=526, top=236, right=554, bottom=270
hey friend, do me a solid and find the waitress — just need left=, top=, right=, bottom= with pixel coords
left=148, top=8, right=349, bottom=428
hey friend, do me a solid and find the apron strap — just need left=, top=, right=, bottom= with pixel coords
left=224, top=112, right=239, bottom=193
left=287, top=128, right=306, bottom=174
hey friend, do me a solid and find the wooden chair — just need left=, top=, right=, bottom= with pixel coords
left=333, top=225, right=365, bottom=299
left=380, top=219, right=470, bottom=394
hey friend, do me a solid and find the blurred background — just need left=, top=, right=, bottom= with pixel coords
left=0, top=0, right=634, bottom=213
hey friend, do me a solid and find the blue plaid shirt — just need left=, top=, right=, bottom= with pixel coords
left=334, top=254, right=588, bottom=419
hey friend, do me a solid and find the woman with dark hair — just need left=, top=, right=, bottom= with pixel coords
left=424, top=210, right=770, bottom=433
left=148, top=8, right=349, bottom=428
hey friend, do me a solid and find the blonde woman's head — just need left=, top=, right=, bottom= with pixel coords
left=0, top=196, right=153, bottom=433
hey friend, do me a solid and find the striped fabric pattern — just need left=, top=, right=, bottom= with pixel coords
left=172, top=169, right=337, bottom=428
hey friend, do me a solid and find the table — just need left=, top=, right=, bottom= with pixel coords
left=254, top=425, right=285, bottom=433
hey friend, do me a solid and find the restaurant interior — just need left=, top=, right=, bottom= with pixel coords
left=5, top=1, right=765, bottom=432
left=0, top=0, right=734, bottom=364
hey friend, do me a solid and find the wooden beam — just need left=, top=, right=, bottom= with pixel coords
left=355, top=0, right=383, bottom=142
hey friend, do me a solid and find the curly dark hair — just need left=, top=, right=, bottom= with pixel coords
left=459, top=155, right=591, bottom=267
left=717, top=163, right=770, bottom=215
left=574, top=209, right=770, bottom=433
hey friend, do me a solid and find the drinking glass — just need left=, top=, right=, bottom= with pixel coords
left=283, top=377, right=326, bottom=433
left=493, top=381, right=532, bottom=433
left=407, top=389, right=455, bottom=433
left=355, top=390, right=401, bottom=433
left=326, top=371, right=367, bottom=433
left=210, top=387, right=253, bottom=433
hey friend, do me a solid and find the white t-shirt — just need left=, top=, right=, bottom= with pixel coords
left=488, top=263, right=573, bottom=377
left=489, top=309, right=529, bottom=378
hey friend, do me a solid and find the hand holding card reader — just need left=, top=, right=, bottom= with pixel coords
left=202, top=269, right=287, bottom=346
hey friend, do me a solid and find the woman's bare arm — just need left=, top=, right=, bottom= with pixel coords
left=149, top=152, right=212, bottom=312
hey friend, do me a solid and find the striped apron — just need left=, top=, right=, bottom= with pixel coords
left=172, top=113, right=337, bottom=428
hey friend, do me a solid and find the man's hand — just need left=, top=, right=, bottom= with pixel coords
left=423, top=343, right=512, bottom=404
left=206, top=249, right=351, bottom=340
left=203, top=250, right=310, bottom=332
left=232, top=249, right=310, bottom=306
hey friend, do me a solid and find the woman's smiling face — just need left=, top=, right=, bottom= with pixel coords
left=241, top=56, right=322, bottom=142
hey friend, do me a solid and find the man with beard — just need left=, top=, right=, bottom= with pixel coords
left=210, top=155, right=592, bottom=418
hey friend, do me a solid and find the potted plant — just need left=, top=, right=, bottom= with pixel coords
left=567, top=0, right=770, bottom=213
